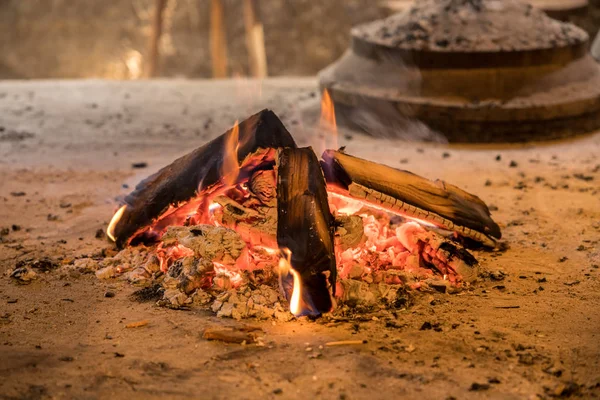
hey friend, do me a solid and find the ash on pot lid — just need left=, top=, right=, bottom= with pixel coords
left=352, top=0, right=588, bottom=52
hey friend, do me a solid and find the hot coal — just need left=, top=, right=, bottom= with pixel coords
left=111, top=109, right=297, bottom=248
left=101, top=110, right=501, bottom=319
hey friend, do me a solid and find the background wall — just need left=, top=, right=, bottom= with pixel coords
left=0, top=0, right=597, bottom=79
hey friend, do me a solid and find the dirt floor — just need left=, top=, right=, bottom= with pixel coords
left=1, top=78, right=599, bottom=400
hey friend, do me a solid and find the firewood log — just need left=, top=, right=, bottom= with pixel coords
left=321, top=149, right=501, bottom=247
left=277, top=147, right=336, bottom=315
left=111, top=109, right=296, bottom=247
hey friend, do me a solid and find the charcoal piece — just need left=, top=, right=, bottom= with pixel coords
left=110, top=109, right=296, bottom=247
left=277, top=147, right=336, bottom=316
left=321, top=149, right=501, bottom=247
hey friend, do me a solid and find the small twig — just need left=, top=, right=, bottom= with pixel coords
left=125, top=320, right=149, bottom=328
left=325, top=340, right=367, bottom=346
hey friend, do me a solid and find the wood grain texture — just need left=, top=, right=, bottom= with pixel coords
left=113, top=109, right=296, bottom=247
left=321, top=149, right=501, bottom=245
left=277, top=147, right=336, bottom=315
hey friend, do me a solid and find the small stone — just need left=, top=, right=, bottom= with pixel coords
left=509, top=161, right=518, bottom=168
left=104, top=291, right=115, bottom=298
left=131, top=162, right=148, bottom=169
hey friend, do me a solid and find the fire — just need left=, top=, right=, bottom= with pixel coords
left=107, top=205, right=127, bottom=242
left=278, top=248, right=302, bottom=316
left=221, top=120, right=240, bottom=186
left=320, top=89, right=338, bottom=150
left=328, top=188, right=438, bottom=229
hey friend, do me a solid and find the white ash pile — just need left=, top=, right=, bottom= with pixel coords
left=68, top=207, right=479, bottom=321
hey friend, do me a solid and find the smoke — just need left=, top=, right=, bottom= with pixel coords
left=339, top=100, right=448, bottom=143
left=318, top=47, right=448, bottom=143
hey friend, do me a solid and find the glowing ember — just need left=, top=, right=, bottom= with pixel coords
left=328, top=189, right=439, bottom=229
left=214, top=262, right=244, bottom=288
left=107, top=205, right=127, bottom=242
left=106, top=138, right=482, bottom=318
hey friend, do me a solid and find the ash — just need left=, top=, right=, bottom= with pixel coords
left=75, top=211, right=478, bottom=321
left=354, top=0, right=587, bottom=52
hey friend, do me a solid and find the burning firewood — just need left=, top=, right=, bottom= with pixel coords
left=276, top=147, right=337, bottom=316
left=108, top=109, right=296, bottom=248
left=104, top=110, right=502, bottom=319
left=321, top=149, right=501, bottom=247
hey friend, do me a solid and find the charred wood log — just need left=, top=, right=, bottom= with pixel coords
left=110, top=109, right=296, bottom=248
left=321, top=150, right=501, bottom=247
left=277, top=147, right=336, bottom=316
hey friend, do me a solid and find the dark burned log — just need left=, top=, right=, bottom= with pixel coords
left=321, top=150, right=501, bottom=247
left=110, top=109, right=296, bottom=248
left=277, top=147, right=336, bottom=316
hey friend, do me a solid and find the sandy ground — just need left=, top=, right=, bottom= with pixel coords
left=0, top=78, right=599, bottom=400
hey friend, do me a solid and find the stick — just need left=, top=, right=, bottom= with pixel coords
left=210, top=0, right=228, bottom=78
left=325, top=340, right=367, bottom=346
left=144, top=0, right=169, bottom=78
left=243, top=0, right=268, bottom=78
left=125, top=320, right=149, bottom=328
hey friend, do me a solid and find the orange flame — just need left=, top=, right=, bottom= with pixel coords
left=221, top=120, right=240, bottom=187
left=278, top=248, right=301, bottom=316
left=107, top=205, right=127, bottom=242
left=320, top=89, right=337, bottom=150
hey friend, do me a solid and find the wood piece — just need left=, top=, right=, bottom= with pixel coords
left=125, top=320, right=149, bottom=328
left=144, top=0, right=169, bottom=78
left=321, top=150, right=501, bottom=247
left=325, top=340, right=367, bottom=346
left=277, top=147, right=336, bottom=316
left=210, top=0, right=228, bottom=78
left=111, top=109, right=296, bottom=248
left=243, top=0, right=268, bottom=78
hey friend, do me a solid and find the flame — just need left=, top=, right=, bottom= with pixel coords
left=320, top=89, right=337, bottom=150
left=278, top=248, right=302, bottom=316
left=221, top=121, right=240, bottom=186
left=107, top=205, right=127, bottom=242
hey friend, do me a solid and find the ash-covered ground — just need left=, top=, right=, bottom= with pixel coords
left=1, top=79, right=599, bottom=399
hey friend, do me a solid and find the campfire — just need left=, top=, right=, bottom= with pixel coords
left=102, top=107, right=501, bottom=318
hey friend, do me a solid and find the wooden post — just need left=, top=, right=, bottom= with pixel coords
left=210, top=0, right=228, bottom=78
left=243, top=0, right=268, bottom=78
left=144, top=0, right=169, bottom=78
